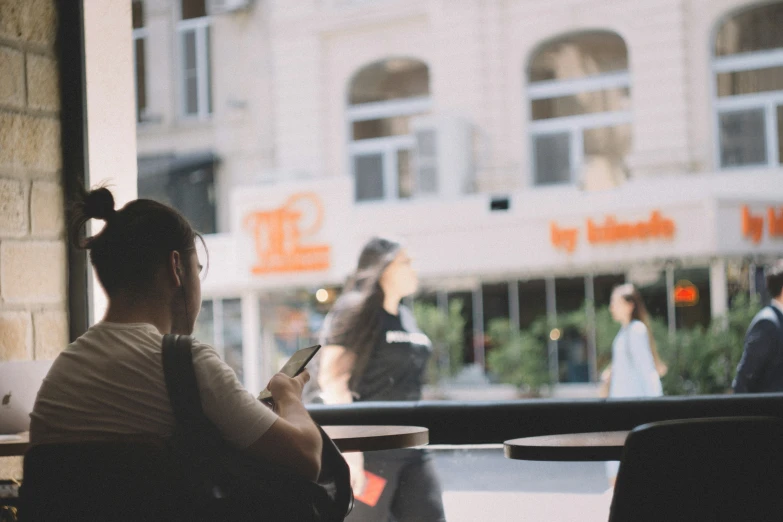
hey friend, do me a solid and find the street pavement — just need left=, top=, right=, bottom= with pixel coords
left=430, top=448, right=613, bottom=521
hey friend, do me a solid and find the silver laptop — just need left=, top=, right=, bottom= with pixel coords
left=0, top=360, right=53, bottom=434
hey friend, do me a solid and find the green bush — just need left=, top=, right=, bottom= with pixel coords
left=658, top=294, right=760, bottom=395
left=486, top=295, right=762, bottom=397
left=413, top=299, right=466, bottom=384
left=486, top=319, right=551, bottom=396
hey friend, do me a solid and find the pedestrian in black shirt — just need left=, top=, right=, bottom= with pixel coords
left=734, top=260, right=783, bottom=393
left=314, top=237, right=446, bottom=522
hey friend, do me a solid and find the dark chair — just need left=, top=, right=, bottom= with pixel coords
left=18, top=439, right=188, bottom=522
left=609, top=416, right=783, bottom=522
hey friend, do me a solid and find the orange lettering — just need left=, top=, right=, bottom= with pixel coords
left=586, top=219, right=600, bottom=243
left=244, top=192, right=331, bottom=274
left=742, top=205, right=764, bottom=244
left=584, top=210, right=675, bottom=245
left=550, top=222, right=578, bottom=253
left=768, top=207, right=783, bottom=238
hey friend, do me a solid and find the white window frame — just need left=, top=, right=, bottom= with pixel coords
left=712, top=48, right=783, bottom=169
left=132, top=26, right=148, bottom=122
left=347, top=95, right=431, bottom=202
left=529, top=71, right=632, bottom=187
left=177, top=16, right=212, bottom=120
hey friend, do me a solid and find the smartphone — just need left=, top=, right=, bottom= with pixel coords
left=258, top=344, right=321, bottom=401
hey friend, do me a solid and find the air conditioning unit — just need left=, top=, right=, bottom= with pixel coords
left=411, top=115, right=475, bottom=198
left=207, top=0, right=254, bottom=15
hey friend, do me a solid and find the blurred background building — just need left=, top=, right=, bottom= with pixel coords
left=133, top=0, right=783, bottom=395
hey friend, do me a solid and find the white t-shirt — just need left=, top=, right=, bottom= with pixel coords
left=30, top=322, right=278, bottom=449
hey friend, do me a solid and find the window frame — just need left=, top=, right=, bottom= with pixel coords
left=712, top=47, right=783, bottom=169
left=176, top=14, right=212, bottom=121
left=66, top=0, right=783, bottom=474
left=346, top=71, right=432, bottom=203
left=132, top=25, right=148, bottom=123
left=527, top=44, right=632, bottom=188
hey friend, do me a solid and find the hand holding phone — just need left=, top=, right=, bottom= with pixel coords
left=258, top=344, right=321, bottom=403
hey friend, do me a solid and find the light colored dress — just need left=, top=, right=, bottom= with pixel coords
left=609, top=320, right=663, bottom=398
left=606, top=320, right=663, bottom=479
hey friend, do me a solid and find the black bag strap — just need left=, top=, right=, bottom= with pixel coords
left=162, top=333, right=353, bottom=520
left=162, top=334, right=211, bottom=431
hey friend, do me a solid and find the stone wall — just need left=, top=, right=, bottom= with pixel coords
left=0, top=0, right=67, bottom=479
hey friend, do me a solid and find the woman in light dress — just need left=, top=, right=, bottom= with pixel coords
left=602, top=283, right=666, bottom=486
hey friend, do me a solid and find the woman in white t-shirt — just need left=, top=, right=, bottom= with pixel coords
left=30, top=186, right=322, bottom=481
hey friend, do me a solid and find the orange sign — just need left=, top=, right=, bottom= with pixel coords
left=742, top=205, right=783, bottom=244
left=673, top=280, right=699, bottom=307
left=244, top=193, right=330, bottom=274
left=551, top=210, right=677, bottom=253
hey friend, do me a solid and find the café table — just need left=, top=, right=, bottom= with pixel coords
left=323, top=425, right=428, bottom=453
left=0, top=426, right=429, bottom=457
left=504, top=431, right=629, bottom=462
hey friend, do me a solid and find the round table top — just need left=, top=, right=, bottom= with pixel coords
left=504, top=431, right=630, bottom=461
left=0, top=426, right=429, bottom=457
left=323, top=425, right=429, bottom=453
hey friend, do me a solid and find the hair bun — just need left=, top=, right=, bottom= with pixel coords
left=83, top=187, right=116, bottom=221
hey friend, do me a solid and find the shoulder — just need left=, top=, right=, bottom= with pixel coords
left=751, top=307, right=780, bottom=326
left=748, top=308, right=780, bottom=333
left=629, top=320, right=649, bottom=335
left=190, top=339, right=226, bottom=368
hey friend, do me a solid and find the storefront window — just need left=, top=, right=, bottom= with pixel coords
left=260, top=291, right=325, bottom=373
left=193, top=299, right=215, bottom=347
left=553, top=278, right=588, bottom=383
left=194, top=298, right=244, bottom=383
left=518, top=280, right=548, bottom=329
left=221, top=298, right=244, bottom=383
left=634, top=270, right=668, bottom=324
left=482, top=283, right=510, bottom=331
left=448, top=291, right=474, bottom=365
left=674, top=268, right=711, bottom=329
left=593, top=274, right=625, bottom=307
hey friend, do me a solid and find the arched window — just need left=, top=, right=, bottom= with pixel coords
left=347, top=59, right=431, bottom=201
left=527, top=31, right=631, bottom=189
left=713, top=2, right=783, bottom=168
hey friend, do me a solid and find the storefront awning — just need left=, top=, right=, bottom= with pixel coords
left=137, top=151, right=219, bottom=179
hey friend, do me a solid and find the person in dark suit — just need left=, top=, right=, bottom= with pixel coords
left=733, top=260, right=783, bottom=393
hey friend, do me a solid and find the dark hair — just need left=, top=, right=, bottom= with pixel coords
left=323, top=237, right=401, bottom=389
left=70, top=185, right=206, bottom=297
left=767, top=260, right=783, bottom=299
left=613, top=283, right=667, bottom=376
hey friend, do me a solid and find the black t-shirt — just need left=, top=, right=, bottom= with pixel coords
left=314, top=305, right=432, bottom=402
left=353, top=309, right=432, bottom=401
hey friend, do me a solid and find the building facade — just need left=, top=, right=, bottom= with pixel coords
left=134, top=0, right=783, bottom=395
